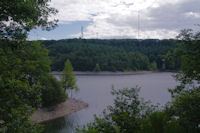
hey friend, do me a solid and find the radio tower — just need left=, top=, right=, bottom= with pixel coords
left=81, top=26, right=84, bottom=39
left=138, top=10, right=140, bottom=39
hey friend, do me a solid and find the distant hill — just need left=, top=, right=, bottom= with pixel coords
left=39, top=39, right=181, bottom=71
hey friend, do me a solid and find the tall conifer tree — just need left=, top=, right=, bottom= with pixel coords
left=60, top=59, right=79, bottom=97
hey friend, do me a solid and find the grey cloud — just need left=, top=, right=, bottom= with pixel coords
left=106, top=0, right=200, bottom=31
left=146, top=0, right=200, bottom=30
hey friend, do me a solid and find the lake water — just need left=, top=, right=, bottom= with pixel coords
left=43, top=72, right=178, bottom=133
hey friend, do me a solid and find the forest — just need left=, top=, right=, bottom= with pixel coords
left=40, top=39, right=181, bottom=72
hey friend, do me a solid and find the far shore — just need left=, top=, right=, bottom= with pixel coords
left=30, top=98, right=88, bottom=123
left=51, top=71, right=154, bottom=75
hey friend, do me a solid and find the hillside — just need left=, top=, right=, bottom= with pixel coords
left=40, top=39, right=181, bottom=71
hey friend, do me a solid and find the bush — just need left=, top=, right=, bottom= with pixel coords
left=78, top=87, right=154, bottom=133
left=77, top=88, right=184, bottom=133
left=40, top=74, right=67, bottom=107
left=140, top=111, right=181, bottom=133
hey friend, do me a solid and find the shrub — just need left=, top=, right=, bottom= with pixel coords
left=40, top=74, right=67, bottom=107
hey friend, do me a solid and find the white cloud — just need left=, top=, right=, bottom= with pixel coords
left=50, top=0, right=159, bottom=23
left=50, top=0, right=200, bottom=39
left=71, top=22, right=179, bottom=39
left=185, top=12, right=200, bottom=18
left=41, top=37, right=47, bottom=40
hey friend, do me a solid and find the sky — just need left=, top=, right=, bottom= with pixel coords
left=28, top=0, right=200, bottom=40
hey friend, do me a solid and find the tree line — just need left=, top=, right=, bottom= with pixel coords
left=40, top=39, right=181, bottom=72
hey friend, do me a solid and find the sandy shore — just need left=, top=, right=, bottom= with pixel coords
left=51, top=71, right=152, bottom=75
left=30, top=98, right=88, bottom=123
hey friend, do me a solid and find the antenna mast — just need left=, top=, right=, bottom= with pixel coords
left=81, top=26, right=84, bottom=39
left=138, top=10, right=140, bottom=39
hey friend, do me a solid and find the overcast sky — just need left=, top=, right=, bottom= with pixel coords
left=28, top=0, right=200, bottom=40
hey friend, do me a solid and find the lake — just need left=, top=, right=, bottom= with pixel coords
left=43, top=72, right=178, bottom=133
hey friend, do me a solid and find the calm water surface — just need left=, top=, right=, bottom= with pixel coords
left=44, top=72, right=178, bottom=133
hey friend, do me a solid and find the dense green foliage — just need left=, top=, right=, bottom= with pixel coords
left=0, top=0, right=62, bottom=132
left=40, top=74, right=67, bottom=107
left=139, top=111, right=181, bottom=133
left=168, top=29, right=200, bottom=133
left=175, top=29, right=200, bottom=82
left=0, top=42, right=68, bottom=132
left=148, top=61, right=158, bottom=71
left=0, top=40, right=67, bottom=132
left=41, top=39, right=180, bottom=72
left=0, top=41, right=44, bottom=132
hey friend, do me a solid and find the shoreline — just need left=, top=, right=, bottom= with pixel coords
left=30, top=98, right=88, bottom=123
left=51, top=71, right=153, bottom=75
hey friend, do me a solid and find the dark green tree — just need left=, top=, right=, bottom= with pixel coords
left=93, top=64, right=101, bottom=72
left=0, top=41, right=45, bottom=132
left=139, top=110, right=182, bottom=133
left=148, top=61, right=158, bottom=71
left=40, top=74, right=67, bottom=107
left=168, top=29, right=200, bottom=133
left=0, top=0, right=58, bottom=132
